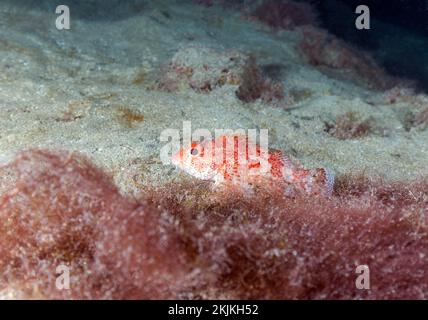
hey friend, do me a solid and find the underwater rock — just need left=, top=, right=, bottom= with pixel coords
left=154, top=45, right=245, bottom=93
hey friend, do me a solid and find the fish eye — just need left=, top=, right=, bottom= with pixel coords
left=190, top=148, right=199, bottom=156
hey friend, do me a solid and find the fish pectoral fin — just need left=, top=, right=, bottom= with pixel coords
left=212, top=173, right=225, bottom=185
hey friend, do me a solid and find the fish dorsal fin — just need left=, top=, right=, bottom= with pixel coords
left=268, top=148, right=295, bottom=168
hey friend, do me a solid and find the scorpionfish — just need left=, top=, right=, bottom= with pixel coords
left=171, top=134, right=335, bottom=196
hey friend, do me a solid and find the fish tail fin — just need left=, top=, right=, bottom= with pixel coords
left=309, top=167, right=335, bottom=196
left=293, top=167, right=335, bottom=197
left=323, top=168, right=335, bottom=196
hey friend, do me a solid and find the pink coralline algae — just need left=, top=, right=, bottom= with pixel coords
left=1, top=150, right=428, bottom=299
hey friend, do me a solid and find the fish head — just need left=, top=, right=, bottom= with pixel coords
left=171, top=140, right=217, bottom=180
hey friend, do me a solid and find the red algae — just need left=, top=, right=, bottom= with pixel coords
left=236, top=55, right=286, bottom=106
left=252, top=0, right=317, bottom=30
left=0, top=150, right=186, bottom=299
left=148, top=179, right=428, bottom=299
left=0, top=150, right=132, bottom=298
left=92, top=204, right=193, bottom=299
left=1, top=150, right=428, bottom=299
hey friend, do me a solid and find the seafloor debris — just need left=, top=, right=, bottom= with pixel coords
left=132, top=70, right=146, bottom=86
left=55, top=100, right=92, bottom=123
left=116, top=106, right=145, bottom=129
left=378, top=86, right=418, bottom=105
left=403, top=107, right=428, bottom=131
left=1, top=150, right=428, bottom=299
left=324, top=111, right=374, bottom=140
left=412, top=107, right=428, bottom=130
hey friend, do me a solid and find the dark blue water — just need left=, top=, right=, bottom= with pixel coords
left=312, top=0, right=428, bottom=91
